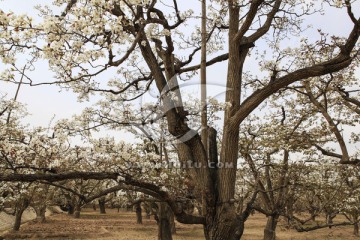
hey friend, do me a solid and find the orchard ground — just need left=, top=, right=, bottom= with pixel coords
left=0, top=208, right=358, bottom=240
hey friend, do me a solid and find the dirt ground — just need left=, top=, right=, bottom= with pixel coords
left=1, top=209, right=358, bottom=240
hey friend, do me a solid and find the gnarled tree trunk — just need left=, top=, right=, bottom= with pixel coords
left=204, top=205, right=244, bottom=240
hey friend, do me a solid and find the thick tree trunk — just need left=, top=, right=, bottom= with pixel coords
left=135, top=202, right=142, bottom=224
left=159, top=217, right=172, bottom=240
left=204, top=207, right=244, bottom=240
left=263, top=215, right=279, bottom=240
left=211, top=4, right=251, bottom=240
left=158, top=202, right=173, bottom=240
left=35, top=205, right=47, bottom=223
left=99, top=197, right=106, bottom=214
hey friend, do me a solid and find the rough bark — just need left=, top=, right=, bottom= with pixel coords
left=204, top=207, right=244, bottom=240
left=158, top=202, right=173, bottom=240
left=203, top=3, right=251, bottom=239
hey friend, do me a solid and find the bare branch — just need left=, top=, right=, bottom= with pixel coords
left=230, top=16, right=360, bottom=128
left=234, top=0, right=264, bottom=42
left=303, top=81, right=350, bottom=162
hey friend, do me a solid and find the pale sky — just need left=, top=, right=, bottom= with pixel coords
left=0, top=0, right=359, bottom=133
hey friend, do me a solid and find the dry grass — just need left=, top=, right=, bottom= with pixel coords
left=1, top=209, right=358, bottom=239
left=243, top=214, right=358, bottom=240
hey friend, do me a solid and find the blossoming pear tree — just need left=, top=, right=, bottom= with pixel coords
left=1, top=1, right=360, bottom=239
